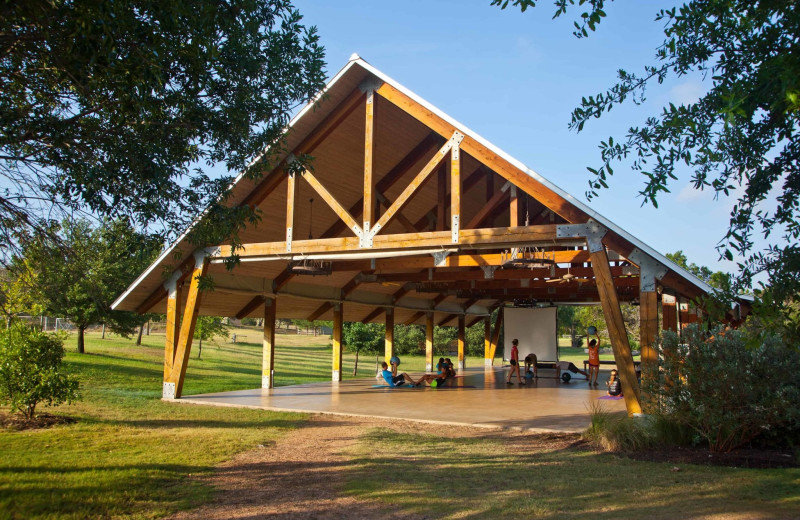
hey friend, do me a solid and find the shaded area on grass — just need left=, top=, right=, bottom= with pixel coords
left=342, top=427, right=800, bottom=519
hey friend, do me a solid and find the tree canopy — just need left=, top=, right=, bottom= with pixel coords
left=1, top=0, right=325, bottom=256
left=10, top=219, right=162, bottom=353
left=492, top=0, right=799, bottom=301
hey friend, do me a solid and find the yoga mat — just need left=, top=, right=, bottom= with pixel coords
left=370, top=384, right=475, bottom=389
left=597, top=395, right=624, bottom=400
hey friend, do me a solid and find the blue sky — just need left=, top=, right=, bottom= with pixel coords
left=294, top=0, right=769, bottom=279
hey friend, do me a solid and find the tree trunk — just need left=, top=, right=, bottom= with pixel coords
left=570, top=324, right=576, bottom=347
left=136, top=323, right=144, bottom=346
left=77, top=325, right=85, bottom=354
left=101, top=323, right=106, bottom=339
left=146, top=320, right=150, bottom=335
left=353, top=348, right=360, bottom=376
left=197, top=337, right=203, bottom=359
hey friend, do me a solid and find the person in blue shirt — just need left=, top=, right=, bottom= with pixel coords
left=381, top=361, right=415, bottom=387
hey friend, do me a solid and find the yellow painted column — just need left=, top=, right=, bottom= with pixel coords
left=484, top=316, right=492, bottom=366
left=385, top=307, right=394, bottom=365
left=163, top=276, right=181, bottom=381
left=166, top=251, right=208, bottom=399
left=457, top=314, right=466, bottom=372
left=262, top=297, right=276, bottom=389
left=332, top=303, right=343, bottom=382
left=425, top=312, right=434, bottom=372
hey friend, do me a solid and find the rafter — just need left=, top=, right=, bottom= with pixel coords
left=371, top=133, right=460, bottom=236
left=466, top=182, right=511, bottom=229
left=236, top=296, right=266, bottom=320
left=307, top=271, right=371, bottom=321
left=300, top=167, right=363, bottom=237
left=242, top=88, right=366, bottom=209
left=376, top=83, right=591, bottom=224
left=321, top=132, right=442, bottom=239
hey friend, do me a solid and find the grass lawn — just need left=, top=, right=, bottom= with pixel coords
left=344, top=428, right=800, bottom=519
left=1, top=328, right=797, bottom=519
left=0, top=331, right=310, bottom=520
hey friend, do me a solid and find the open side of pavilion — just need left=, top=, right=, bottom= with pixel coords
left=112, top=54, right=746, bottom=419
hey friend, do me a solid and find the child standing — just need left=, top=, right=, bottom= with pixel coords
left=587, top=337, right=600, bottom=386
left=506, top=338, right=522, bottom=385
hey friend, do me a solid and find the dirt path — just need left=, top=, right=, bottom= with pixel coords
left=168, top=415, right=576, bottom=520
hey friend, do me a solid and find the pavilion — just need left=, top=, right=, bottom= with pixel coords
left=112, top=55, right=724, bottom=416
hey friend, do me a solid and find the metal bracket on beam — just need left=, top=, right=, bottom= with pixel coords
left=556, top=220, right=608, bottom=253
left=480, top=266, right=498, bottom=279
left=163, top=269, right=183, bottom=296
left=451, top=214, right=459, bottom=243
left=357, top=229, right=371, bottom=248
left=450, top=131, right=464, bottom=146
left=194, top=248, right=215, bottom=267
left=286, top=227, right=292, bottom=253
left=433, top=251, right=450, bottom=267
left=358, top=76, right=384, bottom=93
left=628, top=248, right=669, bottom=293
left=162, top=382, right=176, bottom=400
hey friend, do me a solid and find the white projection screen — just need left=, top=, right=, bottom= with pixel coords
left=503, top=307, right=558, bottom=362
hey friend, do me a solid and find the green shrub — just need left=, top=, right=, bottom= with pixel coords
left=644, top=325, right=800, bottom=452
left=0, top=323, right=80, bottom=419
left=584, top=403, right=694, bottom=452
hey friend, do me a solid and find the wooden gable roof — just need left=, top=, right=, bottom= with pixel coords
left=112, top=55, right=714, bottom=325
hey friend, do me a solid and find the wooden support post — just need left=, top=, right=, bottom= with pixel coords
left=488, top=306, right=504, bottom=362
left=425, top=312, right=434, bottom=373
left=262, top=297, right=276, bottom=389
left=332, top=303, right=343, bottom=382
left=437, top=164, right=447, bottom=231
left=364, top=89, right=375, bottom=235
left=163, top=277, right=181, bottom=380
left=484, top=316, right=492, bottom=367
left=457, top=314, right=466, bottom=372
left=450, top=143, right=461, bottom=243
left=662, top=294, right=678, bottom=332
left=164, top=252, right=209, bottom=399
left=590, top=247, right=642, bottom=415
left=286, top=169, right=296, bottom=252
left=640, top=289, right=659, bottom=387
left=385, top=307, right=394, bottom=364
left=509, top=185, right=518, bottom=227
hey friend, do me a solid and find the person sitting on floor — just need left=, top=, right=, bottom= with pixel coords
left=554, top=360, right=590, bottom=382
left=435, top=357, right=446, bottom=375
left=414, top=370, right=449, bottom=387
left=380, top=361, right=415, bottom=387
left=606, top=369, right=623, bottom=397
left=444, top=358, right=456, bottom=377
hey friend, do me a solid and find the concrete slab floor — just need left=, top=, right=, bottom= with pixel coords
left=177, top=366, right=627, bottom=433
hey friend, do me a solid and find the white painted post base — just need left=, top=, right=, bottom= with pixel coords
left=162, top=382, right=176, bottom=400
left=458, top=360, right=465, bottom=370
left=425, top=363, right=432, bottom=373
left=262, top=374, right=273, bottom=389
left=485, top=358, right=493, bottom=366
left=332, top=369, right=341, bottom=382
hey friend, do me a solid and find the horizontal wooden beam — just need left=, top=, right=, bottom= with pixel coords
left=329, top=249, right=598, bottom=272
left=216, top=224, right=560, bottom=258
left=373, top=265, right=635, bottom=283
